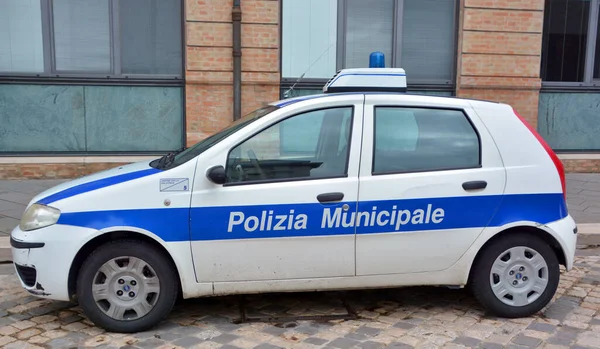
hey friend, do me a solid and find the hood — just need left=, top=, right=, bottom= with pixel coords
left=31, top=160, right=161, bottom=207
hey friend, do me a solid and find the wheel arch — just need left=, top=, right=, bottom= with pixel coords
left=467, top=224, right=567, bottom=285
left=67, top=230, right=184, bottom=302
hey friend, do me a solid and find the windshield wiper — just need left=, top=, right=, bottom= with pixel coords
left=151, top=147, right=185, bottom=170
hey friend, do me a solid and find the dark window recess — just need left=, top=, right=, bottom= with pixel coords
left=226, top=107, right=354, bottom=184
left=15, top=264, right=37, bottom=287
left=372, top=107, right=480, bottom=174
left=541, top=0, right=590, bottom=82
left=594, top=6, right=600, bottom=79
left=120, top=0, right=182, bottom=75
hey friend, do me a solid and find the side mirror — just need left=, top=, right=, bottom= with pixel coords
left=206, top=165, right=227, bottom=185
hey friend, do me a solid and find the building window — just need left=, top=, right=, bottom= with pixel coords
left=344, top=0, right=395, bottom=69
left=281, top=0, right=457, bottom=97
left=0, top=0, right=183, bottom=80
left=0, top=0, right=45, bottom=73
left=540, top=0, right=600, bottom=85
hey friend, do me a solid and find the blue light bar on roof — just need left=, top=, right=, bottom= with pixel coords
left=369, top=52, right=385, bottom=68
left=323, top=68, right=407, bottom=93
left=323, top=52, right=407, bottom=93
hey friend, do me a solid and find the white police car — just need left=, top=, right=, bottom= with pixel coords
left=11, top=67, right=577, bottom=333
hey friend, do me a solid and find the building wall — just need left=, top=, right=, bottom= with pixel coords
left=185, top=0, right=279, bottom=147
left=456, top=0, right=544, bottom=128
left=1, top=0, right=598, bottom=178
left=0, top=0, right=186, bottom=179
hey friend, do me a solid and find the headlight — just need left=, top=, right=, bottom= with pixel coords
left=19, top=204, right=61, bottom=231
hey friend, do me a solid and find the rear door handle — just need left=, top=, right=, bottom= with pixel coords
left=317, top=192, right=344, bottom=203
left=462, top=180, right=487, bottom=190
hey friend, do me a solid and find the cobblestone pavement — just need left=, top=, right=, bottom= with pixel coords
left=0, top=249, right=598, bottom=348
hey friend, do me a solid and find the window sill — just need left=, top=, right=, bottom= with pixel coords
left=541, top=83, right=600, bottom=92
left=0, top=75, right=184, bottom=86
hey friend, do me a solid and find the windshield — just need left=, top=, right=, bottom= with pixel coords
left=156, top=105, right=279, bottom=170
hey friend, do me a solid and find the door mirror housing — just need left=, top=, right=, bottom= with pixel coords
left=207, top=165, right=227, bottom=184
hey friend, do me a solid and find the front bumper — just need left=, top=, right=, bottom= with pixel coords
left=10, top=224, right=97, bottom=301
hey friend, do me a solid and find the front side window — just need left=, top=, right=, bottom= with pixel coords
left=373, top=107, right=480, bottom=174
left=226, top=107, right=353, bottom=184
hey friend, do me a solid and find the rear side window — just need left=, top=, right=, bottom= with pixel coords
left=373, top=107, right=480, bottom=174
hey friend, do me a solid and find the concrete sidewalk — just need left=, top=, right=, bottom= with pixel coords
left=0, top=175, right=599, bottom=262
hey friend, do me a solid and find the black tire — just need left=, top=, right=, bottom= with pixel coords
left=77, top=240, right=179, bottom=333
left=470, top=232, right=560, bottom=318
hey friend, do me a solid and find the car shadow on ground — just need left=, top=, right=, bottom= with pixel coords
left=167, top=286, right=487, bottom=329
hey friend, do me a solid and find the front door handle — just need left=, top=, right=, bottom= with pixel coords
left=462, top=180, right=487, bottom=191
left=317, top=192, right=344, bottom=203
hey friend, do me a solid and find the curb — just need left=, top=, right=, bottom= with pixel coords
left=0, top=236, right=10, bottom=263
left=576, top=223, right=600, bottom=235
left=0, top=236, right=9, bottom=249
left=577, top=223, right=600, bottom=247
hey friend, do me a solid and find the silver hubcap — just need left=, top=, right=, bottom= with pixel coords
left=490, top=246, right=549, bottom=307
left=92, top=256, right=160, bottom=321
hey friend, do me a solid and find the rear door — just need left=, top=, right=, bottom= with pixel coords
left=356, top=95, right=506, bottom=276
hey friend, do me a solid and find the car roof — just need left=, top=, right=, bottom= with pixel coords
left=271, top=91, right=500, bottom=108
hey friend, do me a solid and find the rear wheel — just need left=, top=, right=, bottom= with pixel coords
left=77, top=240, right=178, bottom=333
left=470, top=232, right=560, bottom=318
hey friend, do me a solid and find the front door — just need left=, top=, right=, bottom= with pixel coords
left=190, top=100, right=364, bottom=282
left=356, top=95, right=507, bottom=276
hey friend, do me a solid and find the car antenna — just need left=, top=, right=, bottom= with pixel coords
left=284, top=42, right=335, bottom=98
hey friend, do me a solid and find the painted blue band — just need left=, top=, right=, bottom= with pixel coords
left=56, top=193, right=567, bottom=242
left=37, top=168, right=161, bottom=205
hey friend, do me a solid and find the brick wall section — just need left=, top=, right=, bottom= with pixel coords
left=461, top=32, right=541, bottom=55
left=242, top=85, right=279, bottom=116
left=461, top=89, right=541, bottom=125
left=186, top=0, right=232, bottom=22
left=0, top=163, right=127, bottom=180
left=457, top=0, right=544, bottom=128
left=1, top=158, right=591, bottom=179
left=187, top=47, right=232, bottom=71
left=465, top=0, right=544, bottom=10
left=462, top=55, right=540, bottom=77
left=563, top=160, right=600, bottom=173
left=185, top=0, right=279, bottom=146
left=463, top=9, right=543, bottom=32
left=187, top=22, right=232, bottom=47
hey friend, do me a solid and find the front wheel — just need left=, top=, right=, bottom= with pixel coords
left=470, top=233, right=560, bottom=318
left=77, top=240, right=178, bottom=333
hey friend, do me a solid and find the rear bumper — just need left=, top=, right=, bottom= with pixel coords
left=546, top=214, right=578, bottom=271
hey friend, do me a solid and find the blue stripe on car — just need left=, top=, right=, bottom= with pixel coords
left=55, top=193, right=567, bottom=242
left=37, top=168, right=161, bottom=205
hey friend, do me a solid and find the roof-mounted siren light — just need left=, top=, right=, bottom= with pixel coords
left=323, top=52, right=407, bottom=94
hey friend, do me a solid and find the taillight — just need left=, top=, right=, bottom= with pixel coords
left=513, top=108, right=566, bottom=200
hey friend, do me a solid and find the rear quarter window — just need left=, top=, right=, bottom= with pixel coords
left=373, top=106, right=481, bottom=174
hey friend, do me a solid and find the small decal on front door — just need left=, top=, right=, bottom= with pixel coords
left=160, top=178, right=189, bottom=192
